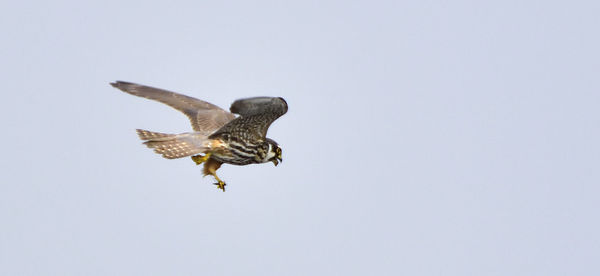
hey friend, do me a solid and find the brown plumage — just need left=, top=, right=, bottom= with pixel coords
left=136, top=129, right=208, bottom=159
left=112, top=81, right=287, bottom=191
left=202, top=158, right=222, bottom=178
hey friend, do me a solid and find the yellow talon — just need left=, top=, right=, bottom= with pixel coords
left=212, top=173, right=226, bottom=192
left=214, top=180, right=226, bottom=192
left=191, top=152, right=212, bottom=165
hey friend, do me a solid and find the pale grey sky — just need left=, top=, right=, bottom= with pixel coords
left=1, top=0, right=599, bottom=275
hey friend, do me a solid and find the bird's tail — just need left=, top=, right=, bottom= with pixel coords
left=136, top=129, right=209, bottom=159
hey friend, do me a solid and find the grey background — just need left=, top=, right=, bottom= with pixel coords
left=1, top=0, right=599, bottom=275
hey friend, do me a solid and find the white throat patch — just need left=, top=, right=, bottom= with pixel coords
left=263, top=143, right=276, bottom=162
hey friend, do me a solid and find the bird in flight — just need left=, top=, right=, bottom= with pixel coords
left=111, top=81, right=288, bottom=192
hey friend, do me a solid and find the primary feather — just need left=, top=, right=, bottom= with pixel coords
left=111, top=81, right=235, bottom=133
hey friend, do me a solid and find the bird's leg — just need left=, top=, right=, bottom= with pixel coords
left=191, top=152, right=212, bottom=165
left=212, top=173, right=226, bottom=192
left=203, top=158, right=226, bottom=192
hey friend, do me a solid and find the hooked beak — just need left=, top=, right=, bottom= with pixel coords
left=272, top=155, right=282, bottom=166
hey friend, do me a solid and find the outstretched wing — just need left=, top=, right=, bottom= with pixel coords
left=210, top=97, right=288, bottom=140
left=111, top=81, right=235, bottom=133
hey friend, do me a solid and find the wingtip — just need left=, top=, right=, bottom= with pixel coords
left=110, top=80, right=134, bottom=89
left=110, top=81, right=125, bottom=88
left=277, top=97, right=288, bottom=107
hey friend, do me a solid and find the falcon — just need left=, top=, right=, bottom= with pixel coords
left=111, top=81, right=287, bottom=191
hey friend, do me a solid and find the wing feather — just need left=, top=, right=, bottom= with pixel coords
left=111, top=81, right=235, bottom=133
left=210, top=97, right=288, bottom=140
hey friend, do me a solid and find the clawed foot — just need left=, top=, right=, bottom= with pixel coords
left=214, top=181, right=226, bottom=192
left=191, top=153, right=211, bottom=165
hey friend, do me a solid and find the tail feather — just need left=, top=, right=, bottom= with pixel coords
left=135, top=129, right=208, bottom=159
left=136, top=129, right=175, bottom=140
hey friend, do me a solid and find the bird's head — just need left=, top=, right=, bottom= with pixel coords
left=264, top=138, right=282, bottom=166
